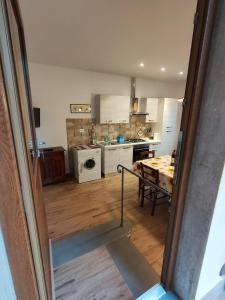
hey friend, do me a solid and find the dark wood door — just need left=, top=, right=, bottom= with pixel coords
left=1, top=0, right=52, bottom=298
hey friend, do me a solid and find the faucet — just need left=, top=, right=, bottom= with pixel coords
left=104, top=135, right=110, bottom=144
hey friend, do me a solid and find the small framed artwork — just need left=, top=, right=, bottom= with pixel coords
left=70, top=104, right=91, bottom=113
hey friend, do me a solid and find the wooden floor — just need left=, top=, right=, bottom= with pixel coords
left=54, top=246, right=134, bottom=300
left=43, top=173, right=169, bottom=275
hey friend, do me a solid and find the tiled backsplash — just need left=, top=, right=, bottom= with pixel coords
left=66, top=116, right=153, bottom=147
left=66, top=116, right=153, bottom=172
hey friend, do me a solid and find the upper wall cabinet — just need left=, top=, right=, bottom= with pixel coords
left=145, top=98, right=159, bottom=123
left=96, top=95, right=130, bottom=124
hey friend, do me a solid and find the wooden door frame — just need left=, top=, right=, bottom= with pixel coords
left=7, top=0, right=38, bottom=151
left=0, top=0, right=219, bottom=298
left=161, top=0, right=218, bottom=290
left=0, top=61, right=39, bottom=300
left=0, top=0, right=49, bottom=299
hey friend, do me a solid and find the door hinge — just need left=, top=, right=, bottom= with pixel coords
left=194, top=11, right=199, bottom=26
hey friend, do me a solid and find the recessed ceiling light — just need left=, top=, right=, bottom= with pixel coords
left=161, top=67, right=166, bottom=72
left=140, top=62, right=144, bottom=67
left=179, top=71, right=184, bottom=75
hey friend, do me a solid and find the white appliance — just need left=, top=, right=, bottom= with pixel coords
left=73, top=146, right=101, bottom=183
left=153, top=132, right=160, bottom=140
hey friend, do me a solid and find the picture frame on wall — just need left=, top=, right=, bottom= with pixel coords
left=70, top=104, right=91, bottom=113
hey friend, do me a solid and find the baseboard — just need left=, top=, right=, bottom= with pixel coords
left=201, top=279, right=225, bottom=300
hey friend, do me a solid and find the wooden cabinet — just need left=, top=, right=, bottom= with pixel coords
left=96, top=94, right=130, bottom=124
left=146, top=98, right=159, bottom=123
left=39, top=147, right=65, bottom=185
left=101, top=145, right=133, bottom=175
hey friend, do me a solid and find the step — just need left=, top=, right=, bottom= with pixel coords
left=52, top=219, right=131, bottom=268
left=107, top=236, right=159, bottom=298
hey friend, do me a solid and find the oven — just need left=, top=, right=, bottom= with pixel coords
left=133, top=144, right=150, bottom=162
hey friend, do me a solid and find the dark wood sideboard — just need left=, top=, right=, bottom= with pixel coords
left=39, top=146, right=66, bottom=186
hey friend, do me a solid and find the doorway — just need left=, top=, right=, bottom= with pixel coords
left=0, top=0, right=216, bottom=299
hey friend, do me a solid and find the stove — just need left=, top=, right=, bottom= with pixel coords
left=128, top=139, right=150, bottom=162
left=127, top=138, right=145, bottom=143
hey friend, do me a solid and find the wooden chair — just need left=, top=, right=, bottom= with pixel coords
left=139, top=163, right=170, bottom=216
left=138, top=150, right=155, bottom=200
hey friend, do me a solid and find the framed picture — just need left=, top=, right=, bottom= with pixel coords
left=70, top=104, right=91, bottom=113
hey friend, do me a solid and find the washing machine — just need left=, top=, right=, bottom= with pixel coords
left=73, top=145, right=101, bottom=183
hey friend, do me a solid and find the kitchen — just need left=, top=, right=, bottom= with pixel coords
left=69, top=89, right=182, bottom=182
left=17, top=0, right=195, bottom=298
left=34, top=76, right=183, bottom=296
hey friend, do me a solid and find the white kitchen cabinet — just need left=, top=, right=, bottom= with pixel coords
left=96, top=94, right=130, bottom=124
left=146, top=98, right=159, bottom=123
left=158, top=131, right=176, bottom=156
left=103, top=147, right=120, bottom=174
left=149, top=142, right=160, bottom=156
left=157, top=98, right=180, bottom=156
left=119, top=145, right=133, bottom=169
left=162, top=98, right=178, bottom=131
left=101, top=145, right=133, bottom=175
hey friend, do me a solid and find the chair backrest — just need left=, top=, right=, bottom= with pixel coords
left=140, top=163, right=159, bottom=185
left=140, top=150, right=155, bottom=160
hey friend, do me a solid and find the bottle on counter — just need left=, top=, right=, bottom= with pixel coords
left=90, top=123, right=97, bottom=145
left=171, top=149, right=176, bottom=166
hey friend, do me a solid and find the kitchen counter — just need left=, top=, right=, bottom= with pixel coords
left=99, top=138, right=161, bottom=175
left=97, top=139, right=161, bottom=148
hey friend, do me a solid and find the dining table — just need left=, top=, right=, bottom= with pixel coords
left=133, top=155, right=174, bottom=194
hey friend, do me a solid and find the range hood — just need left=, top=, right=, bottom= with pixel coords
left=130, top=78, right=149, bottom=115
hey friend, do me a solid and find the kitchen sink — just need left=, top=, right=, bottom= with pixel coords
left=99, top=141, right=132, bottom=146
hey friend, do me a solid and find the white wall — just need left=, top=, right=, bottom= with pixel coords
left=29, top=62, right=131, bottom=149
left=196, top=162, right=225, bottom=300
left=29, top=62, right=185, bottom=149
left=0, top=227, right=17, bottom=300
left=135, top=77, right=185, bottom=99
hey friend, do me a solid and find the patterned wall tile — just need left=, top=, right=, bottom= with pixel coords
left=66, top=116, right=152, bottom=148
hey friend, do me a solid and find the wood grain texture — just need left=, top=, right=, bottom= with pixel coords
left=54, top=246, right=134, bottom=300
left=0, top=68, right=38, bottom=299
left=4, top=0, right=53, bottom=297
left=39, top=147, right=66, bottom=186
left=32, top=158, right=53, bottom=299
left=43, top=173, right=169, bottom=276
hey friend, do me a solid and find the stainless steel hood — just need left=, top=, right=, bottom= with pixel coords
left=130, top=77, right=149, bottom=115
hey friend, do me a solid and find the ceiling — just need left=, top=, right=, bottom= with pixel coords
left=18, top=0, right=197, bottom=82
